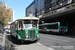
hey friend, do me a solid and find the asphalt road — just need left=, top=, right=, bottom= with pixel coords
left=39, top=32, right=75, bottom=50
left=6, top=32, right=75, bottom=50
left=6, top=34, right=54, bottom=50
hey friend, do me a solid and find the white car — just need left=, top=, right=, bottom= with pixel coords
left=5, top=28, right=11, bottom=33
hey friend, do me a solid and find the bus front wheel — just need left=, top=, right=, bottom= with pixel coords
left=11, top=35, right=14, bottom=39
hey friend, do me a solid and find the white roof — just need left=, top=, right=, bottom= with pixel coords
left=17, top=17, right=39, bottom=20
left=11, top=17, right=39, bottom=24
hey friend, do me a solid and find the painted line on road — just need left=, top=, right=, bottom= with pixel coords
left=37, top=42, right=55, bottom=50
left=41, top=36, right=70, bottom=42
left=37, top=42, right=43, bottom=45
left=48, top=47, right=55, bottom=50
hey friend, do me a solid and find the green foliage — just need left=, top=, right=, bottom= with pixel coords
left=3, top=17, right=9, bottom=26
left=0, top=6, right=12, bottom=26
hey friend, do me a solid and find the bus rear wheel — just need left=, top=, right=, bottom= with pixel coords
left=50, top=31, right=52, bottom=34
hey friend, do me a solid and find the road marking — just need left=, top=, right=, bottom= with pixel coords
left=37, top=42, right=43, bottom=45
left=48, top=47, right=55, bottom=50
left=37, top=42, right=55, bottom=50
left=41, top=36, right=70, bottom=42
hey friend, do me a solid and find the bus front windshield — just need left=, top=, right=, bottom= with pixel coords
left=24, top=20, right=32, bottom=28
left=32, top=20, right=37, bottom=28
left=24, top=20, right=38, bottom=28
left=60, top=22, right=67, bottom=26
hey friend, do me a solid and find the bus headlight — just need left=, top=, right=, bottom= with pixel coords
left=26, top=36, right=28, bottom=38
left=37, top=35, right=38, bottom=37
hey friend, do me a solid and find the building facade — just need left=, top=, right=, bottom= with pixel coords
left=0, top=2, right=7, bottom=7
left=9, top=10, right=14, bottom=22
left=26, top=1, right=35, bottom=16
left=26, top=0, right=45, bottom=17
left=7, top=7, right=14, bottom=22
left=26, top=0, right=52, bottom=17
left=44, top=0, right=52, bottom=13
left=36, top=0, right=45, bottom=16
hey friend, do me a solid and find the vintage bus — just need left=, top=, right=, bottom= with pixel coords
left=10, top=16, right=40, bottom=43
left=39, top=22, right=68, bottom=34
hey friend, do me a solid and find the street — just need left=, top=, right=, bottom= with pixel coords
left=39, top=33, right=75, bottom=50
left=6, top=32, right=75, bottom=50
left=6, top=33, right=54, bottom=50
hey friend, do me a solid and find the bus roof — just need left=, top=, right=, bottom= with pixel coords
left=39, top=22, right=60, bottom=26
left=11, top=17, right=39, bottom=24
left=17, top=17, right=39, bottom=20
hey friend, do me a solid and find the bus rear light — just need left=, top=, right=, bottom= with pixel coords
left=60, top=28, right=64, bottom=31
left=60, top=28, right=64, bottom=30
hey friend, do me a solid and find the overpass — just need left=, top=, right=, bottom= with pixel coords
left=40, top=3, right=75, bottom=33
left=40, top=3, right=75, bottom=22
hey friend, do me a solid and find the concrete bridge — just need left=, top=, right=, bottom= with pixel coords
left=40, top=3, right=75, bottom=23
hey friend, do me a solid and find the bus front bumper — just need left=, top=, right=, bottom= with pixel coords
left=18, top=38, right=40, bottom=41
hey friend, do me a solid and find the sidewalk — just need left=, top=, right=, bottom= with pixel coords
left=0, top=32, right=5, bottom=50
left=15, top=42, right=54, bottom=50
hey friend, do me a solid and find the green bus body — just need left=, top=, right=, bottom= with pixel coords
left=10, top=17, right=40, bottom=41
left=17, top=27, right=40, bottom=41
left=39, top=22, right=68, bottom=34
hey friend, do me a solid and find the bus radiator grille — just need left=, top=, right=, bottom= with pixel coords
left=29, top=30, right=35, bottom=40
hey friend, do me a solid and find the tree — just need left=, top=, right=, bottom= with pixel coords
left=0, top=6, right=12, bottom=26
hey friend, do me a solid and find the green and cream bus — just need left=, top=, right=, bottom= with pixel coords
left=39, top=22, right=68, bottom=34
left=10, top=16, right=40, bottom=43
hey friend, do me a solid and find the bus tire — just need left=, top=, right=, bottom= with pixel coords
left=16, top=36, right=21, bottom=44
left=50, top=31, right=52, bottom=34
left=11, top=35, right=14, bottom=39
left=62, top=32, right=65, bottom=34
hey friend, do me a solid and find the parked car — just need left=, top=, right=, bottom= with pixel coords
left=5, top=28, right=11, bottom=34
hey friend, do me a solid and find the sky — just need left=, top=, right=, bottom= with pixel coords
left=4, top=0, right=34, bottom=21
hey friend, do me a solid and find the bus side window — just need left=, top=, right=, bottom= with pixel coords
left=19, top=21, right=23, bottom=29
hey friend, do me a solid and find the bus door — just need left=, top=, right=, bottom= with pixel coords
left=18, top=21, right=25, bottom=39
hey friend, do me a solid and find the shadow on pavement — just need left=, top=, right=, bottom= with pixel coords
left=39, top=31, right=75, bottom=38
left=6, top=35, right=38, bottom=45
